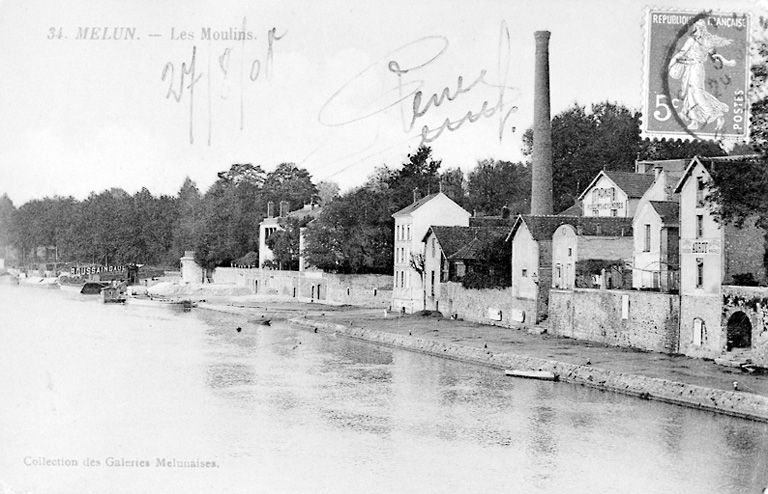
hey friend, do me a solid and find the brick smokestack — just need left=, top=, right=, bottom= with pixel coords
left=531, top=30, right=553, bottom=215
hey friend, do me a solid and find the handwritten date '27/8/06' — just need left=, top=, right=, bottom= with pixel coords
left=161, top=23, right=284, bottom=145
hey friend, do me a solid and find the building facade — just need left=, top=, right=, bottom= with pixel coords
left=579, top=170, right=655, bottom=218
left=632, top=201, right=680, bottom=291
left=551, top=218, right=633, bottom=290
left=675, top=157, right=766, bottom=358
left=391, top=193, right=470, bottom=313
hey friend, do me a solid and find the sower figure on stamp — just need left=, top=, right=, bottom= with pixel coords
left=668, top=19, right=736, bottom=131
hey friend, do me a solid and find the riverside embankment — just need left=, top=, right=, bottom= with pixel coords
left=180, top=292, right=768, bottom=422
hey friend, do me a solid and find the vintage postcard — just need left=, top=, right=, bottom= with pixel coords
left=2, top=1, right=768, bottom=494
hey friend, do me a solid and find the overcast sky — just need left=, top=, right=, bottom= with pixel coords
left=0, top=0, right=764, bottom=205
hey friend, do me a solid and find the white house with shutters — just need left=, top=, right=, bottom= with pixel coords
left=391, top=193, right=470, bottom=313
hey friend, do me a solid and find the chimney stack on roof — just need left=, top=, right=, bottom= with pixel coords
left=531, top=30, right=553, bottom=216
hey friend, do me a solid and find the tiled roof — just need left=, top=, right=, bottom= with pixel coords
left=602, top=171, right=656, bottom=198
left=426, top=226, right=485, bottom=257
left=448, top=227, right=509, bottom=261
left=649, top=201, right=680, bottom=226
left=392, top=193, right=440, bottom=217
left=508, top=215, right=580, bottom=242
left=469, top=215, right=516, bottom=227
left=508, top=214, right=632, bottom=241
left=556, top=203, right=582, bottom=216
left=567, top=217, right=633, bottom=236
left=635, top=159, right=689, bottom=174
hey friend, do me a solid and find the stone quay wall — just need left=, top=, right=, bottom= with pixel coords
left=212, top=267, right=392, bottom=307
left=549, top=288, right=680, bottom=353
left=288, top=317, right=768, bottom=422
left=439, top=282, right=537, bottom=328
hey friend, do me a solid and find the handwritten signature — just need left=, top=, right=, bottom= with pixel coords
left=319, top=21, right=520, bottom=145
left=161, top=18, right=285, bottom=145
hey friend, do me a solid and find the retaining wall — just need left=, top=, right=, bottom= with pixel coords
left=212, top=267, right=392, bottom=307
left=288, top=317, right=768, bottom=422
left=439, top=282, right=536, bottom=327
left=549, top=288, right=680, bottom=353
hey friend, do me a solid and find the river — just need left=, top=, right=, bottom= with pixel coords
left=1, top=285, right=767, bottom=493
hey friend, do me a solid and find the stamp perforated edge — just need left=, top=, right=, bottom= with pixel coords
left=640, top=7, right=752, bottom=144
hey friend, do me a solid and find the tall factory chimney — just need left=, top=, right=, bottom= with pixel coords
left=531, top=31, right=553, bottom=215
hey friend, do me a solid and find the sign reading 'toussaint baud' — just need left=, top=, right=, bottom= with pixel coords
left=643, top=10, right=750, bottom=142
left=71, top=265, right=127, bottom=276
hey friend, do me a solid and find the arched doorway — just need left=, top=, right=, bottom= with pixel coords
left=726, top=311, right=752, bottom=351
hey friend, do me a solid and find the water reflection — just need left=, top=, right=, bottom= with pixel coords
left=3, top=287, right=768, bottom=494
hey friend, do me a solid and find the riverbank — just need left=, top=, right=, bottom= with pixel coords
left=192, top=297, right=768, bottom=422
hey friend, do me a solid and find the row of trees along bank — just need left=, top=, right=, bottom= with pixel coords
left=2, top=97, right=768, bottom=276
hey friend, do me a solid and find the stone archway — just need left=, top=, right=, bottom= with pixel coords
left=726, top=311, right=752, bottom=351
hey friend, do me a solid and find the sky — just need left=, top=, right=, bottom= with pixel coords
left=0, top=0, right=765, bottom=205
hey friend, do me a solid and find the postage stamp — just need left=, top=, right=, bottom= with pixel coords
left=642, top=10, right=750, bottom=142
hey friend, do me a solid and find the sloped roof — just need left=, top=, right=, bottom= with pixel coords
left=556, top=203, right=582, bottom=216
left=508, top=214, right=632, bottom=242
left=469, top=215, right=516, bottom=227
left=649, top=201, right=680, bottom=226
left=448, top=227, right=510, bottom=261
left=673, top=155, right=762, bottom=193
left=635, top=159, right=689, bottom=174
left=564, top=217, right=633, bottom=236
left=507, top=215, right=580, bottom=242
left=393, top=192, right=464, bottom=217
left=424, top=226, right=485, bottom=257
left=603, top=171, right=656, bottom=198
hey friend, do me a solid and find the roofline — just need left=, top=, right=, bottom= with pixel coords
left=576, top=170, right=607, bottom=201
left=391, top=192, right=449, bottom=217
left=505, top=215, right=525, bottom=242
left=672, top=156, right=705, bottom=193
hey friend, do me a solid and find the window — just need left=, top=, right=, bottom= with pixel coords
left=431, top=238, right=436, bottom=257
left=696, top=177, right=705, bottom=206
left=611, top=209, right=618, bottom=217
left=696, top=258, right=704, bottom=288
left=696, top=215, right=703, bottom=239
left=522, top=269, right=528, bottom=277
left=568, top=248, right=572, bottom=257
left=430, top=271, right=435, bottom=297
left=644, top=224, right=651, bottom=252
left=693, top=318, right=705, bottom=346
left=555, top=264, right=561, bottom=280
left=396, top=225, right=400, bottom=240
left=407, top=225, right=411, bottom=240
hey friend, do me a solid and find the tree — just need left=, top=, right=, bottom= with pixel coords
left=172, top=177, right=203, bottom=258
left=466, top=159, right=530, bottom=216
left=316, top=181, right=340, bottom=206
left=263, top=163, right=318, bottom=211
left=0, top=194, right=16, bottom=264
left=439, top=168, right=466, bottom=206
left=388, top=145, right=441, bottom=210
left=523, top=101, right=728, bottom=212
left=303, top=187, right=393, bottom=274
left=409, top=252, right=426, bottom=310
left=196, top=164, right=270, bottom=269
left=265, top=216, right=310, bottom=270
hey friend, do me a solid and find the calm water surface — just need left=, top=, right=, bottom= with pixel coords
left=1, top=286, right=767, bottom=493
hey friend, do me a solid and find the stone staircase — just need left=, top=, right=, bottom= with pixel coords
left=714, top=348, right=761, bottom=372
